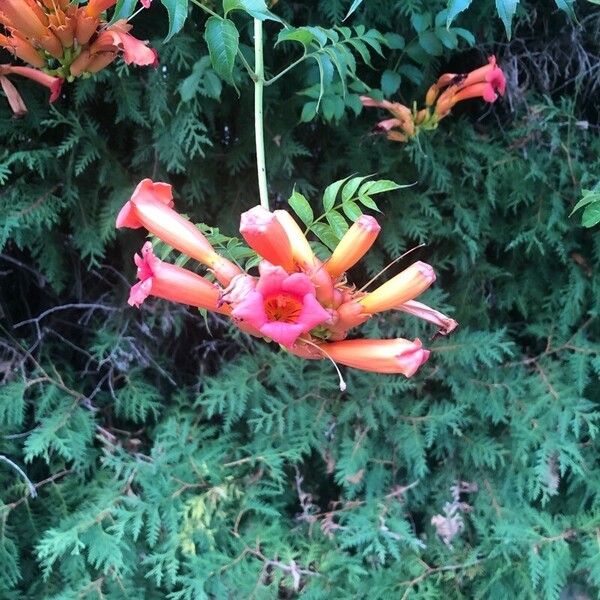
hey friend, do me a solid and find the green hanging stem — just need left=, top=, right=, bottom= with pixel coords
left=253, top=18, right=269, bottom=210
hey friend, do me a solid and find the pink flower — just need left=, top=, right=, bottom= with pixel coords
left=231, top=261, right=330, bottom=348
left=129, top=242, right=228, bottom=313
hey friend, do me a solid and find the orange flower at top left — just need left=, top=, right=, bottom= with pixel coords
left=0, top=0, right=156, bottom=115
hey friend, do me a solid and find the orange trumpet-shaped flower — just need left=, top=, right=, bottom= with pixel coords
left=240, top=206, right=295, bottom=272
left=2, top=65, right=62, bottom=101
left=118, top=178, right=457, bottom=383
left=273, top=209, right=317, bottom=267
left=0, top=74, right=26, bottom=115
left=360, top=96, right=416, bottom=141
left=315, top=338, right=430, bottom=376
left=359, top=261, right=436, bottom=314
left=129, top=242, right=230, bottom=314
left=0, top=0, right=48, bottom=39
left=116, top=179, right=242, bottom=286
left=396, top=300, right=458, bottom=336
left=91, top=21, right=157, bottom=67
left=0, top=0, right=157, bottom=83
left=361, top=56, right=506, bottom=143
left=0, top=64, right=62, bottom=113
left=325, top=215, right=381, bottom=279
left=74, top=11, right=99, bottom=45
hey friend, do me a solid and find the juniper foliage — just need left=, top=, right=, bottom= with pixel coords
left=1, top=1, right=599, bottom=599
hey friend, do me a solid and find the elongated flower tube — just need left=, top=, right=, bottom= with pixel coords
left=0, top=0, right=51, bottom=42
left=231, top=261, right=330, bottom=348
left=128, top=242, right=229, bottom=314
left=0, top=65, right=62, bottom=113
left=460, top=56, right=506, bottom=94
left=273, top=210, right=317, bottom=267
left=1, top=65, right=62, bottom=101
left=0, top=74, right=26, bottom=115
left=240, top=206, right=295, bottom=272
left=326, top=215, right=381, bottom=279
left=359, top=261, right=436, bottom=315
left=316, top=338, right=430, bottom=376
left=116, top=179, right=241, bottom=285
left=396, top=300, right=458, bottom=336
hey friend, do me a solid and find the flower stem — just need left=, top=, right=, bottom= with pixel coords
left=254, top=18, right=269, bottom=210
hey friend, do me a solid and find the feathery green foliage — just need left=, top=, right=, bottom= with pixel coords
left=1, top=0, right=599, bottom=598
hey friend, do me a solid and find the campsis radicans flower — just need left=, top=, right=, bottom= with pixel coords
left=0, top=0, right=155, bottom=115
left=361, top=56, right=506, bottom=143
left=0, top=64, right=61, bottom=116
left=117, top=180, right=458, bottom=382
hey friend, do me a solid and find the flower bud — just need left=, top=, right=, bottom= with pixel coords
left=325, top=215, right=381, bottom=279
left=128, top=242, right=228, bottom=314
left=240, top=206, right=295, bottom=272
left=359, top=261, right=436, bottom=314
left=273, top=210, right=317, bottom=267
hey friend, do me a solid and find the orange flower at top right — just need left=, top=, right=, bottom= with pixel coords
left=361, top=56, right=507, bottom=143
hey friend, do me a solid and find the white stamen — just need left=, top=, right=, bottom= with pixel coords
left=358, top=243, right=426, bottom=293
left=299, top=338, right=346, bottom=392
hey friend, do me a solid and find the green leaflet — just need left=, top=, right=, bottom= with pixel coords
left=204, top=17, right=239, bottom=86
left=161, top=0, right=188, bottom=41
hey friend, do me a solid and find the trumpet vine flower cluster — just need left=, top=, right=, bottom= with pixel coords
left=361, top=56, right=506, bottom=143
left=117, top=180, right=457, bottom=383
left=0, top=0, right=155, bottom=115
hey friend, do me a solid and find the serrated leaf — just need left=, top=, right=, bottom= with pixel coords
left=342, top=200, right=362, bottom=221
left=111, top=0, right=137, bottom=22
left=311, top=223, right=340, bottom=250
left=343, top=0, right=364, bottom=21
left=323, top=177, right=350, bottom=211
left=411, top=12, right=432, bottom=33
left=277, top=27, right=314, bottom=48
left=419, top=31, right=444, bottom=55
left=161, top=0, right=188, bottom=41
left=554, top=0, right=576, bottom=19
left=357, top=194, right=381, bottom=211
left=342, top=175, right=370, bottom=202
left=381, top=70, right=401, bottom=95
left=326, top=210, right=349, bottom=237
left=384, top=32, right=405, bottom=49
left=300, top=101, right=318, bottom=122
left=495, top=0, right=519, bottom=38
left=570, top=190, right=600, bottom=215
left=359, top=179, right=401, bottom=196
left=446, top=0, right=473, bottom=27
left=582, top=203, right=600, bottom=228
left=205, top=17, right=239, bottom=85
left=223, top=0, right=283, bottom=23
left=399, top=63, right=423, bottom=85
left=288, top=190, right=313, bottom=226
